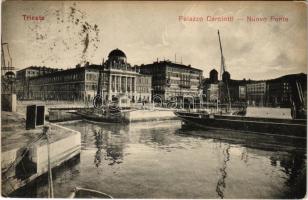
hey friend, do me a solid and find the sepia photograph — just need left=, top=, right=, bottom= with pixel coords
left=1, top=1, right=307, bottom=198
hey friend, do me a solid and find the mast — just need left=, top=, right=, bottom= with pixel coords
left=95, top=62, right=105, bottom=107
left=218, top=30, right=226, bottom=79
left=217, top=30, right=232, bottom=112
left=1, top=41, right=6, bottom=76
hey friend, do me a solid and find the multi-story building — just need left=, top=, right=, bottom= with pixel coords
left=15, top=66, right=62, bottom=99
left=202, top=68, right=307, bottom=110
left=206, top=84, right=219, bottom=102
left=266, top=73, right=307, bottom=108
left=136, top=74, right=152, bottom=103
left=27, top=66, right=95, bottom=101
left=19, top=49, right=152, bottom=103
left=246, top=81, right=267, bottom=106
left=137, top=60, right=203, bottom=102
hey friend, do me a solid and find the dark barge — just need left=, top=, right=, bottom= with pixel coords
left=175, top=110, right=306, bottom=138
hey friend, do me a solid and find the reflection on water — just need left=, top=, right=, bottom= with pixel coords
left=277, top=151, right=306, bottom=198
left=94, top=129, right=103, bottom=167
left=92, top=128, right=125, bottom=167
left=216, top=144, right=230, bottom=199
left=11, top=120, right=306, bottom=198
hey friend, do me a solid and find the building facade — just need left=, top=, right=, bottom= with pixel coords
left=266, top=73, right=307, bottom=109
left=206, top=84, right=219, bottom=102
left=104, top=49, right=140, bottom=103
left=136, top=74, right=152, bottom=103
left=246, top=82, right=267, bottom=106
left=18, top=49, right=152, bottom=103
left=28, top=66, right=88, bottom=101
left=202, top=68, right=307, bottom=109
left=15, top=66, right=62, bottom=100
left=137, top=60, right=203, bottom=102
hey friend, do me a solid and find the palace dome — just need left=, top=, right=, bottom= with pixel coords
left=108, top=49, right=126, bottom=58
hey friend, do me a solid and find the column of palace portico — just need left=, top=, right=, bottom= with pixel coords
left=108, top=73, right=137, bottom=101
left=114, top=75, right=117, bottom=93
left=111, top=74, right=120, bottom=100
left=108, top=73, right=112, bottom=100
left=125, top=76, right=127, bottom=93
left=134, top=77, right=137, bottom=101
left=114, top=76, right=117, bottom=93
left=127, top=77, right=130, bottom=94
left=127, top=76, right=136, bottom=99
left=130, top=76, right=132, bottom=94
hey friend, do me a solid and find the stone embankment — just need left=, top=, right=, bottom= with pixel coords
left=1, top=111, right=81, bottom=196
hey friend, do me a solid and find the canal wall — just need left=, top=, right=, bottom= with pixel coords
left=1, top=148, right=19, bottom=173
left=246, top=107, right=292, bottom=119
left=1, top=112, right=81, bottom=196
left=29, top=124, right=81, bottom=175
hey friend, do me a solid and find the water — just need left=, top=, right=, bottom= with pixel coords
left=12, top=120, right=306, bottom=198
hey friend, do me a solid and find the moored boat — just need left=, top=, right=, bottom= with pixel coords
left=175, top=108, right=306, bottom=138
left=68, top=187, right=113, bottom=198
left=76, top=107, right=132, bottom=123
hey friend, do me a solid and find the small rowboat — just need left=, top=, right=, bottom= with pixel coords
left=68, top=187, right=113, bottom=198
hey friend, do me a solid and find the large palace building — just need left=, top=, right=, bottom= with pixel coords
left=137, top=60, right=203, bottom=101
left=16, top=49, right=152, bottom=103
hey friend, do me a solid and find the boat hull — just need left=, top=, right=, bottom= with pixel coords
left=175, top=111, right=307, bottom=138
left=76, top=109, right=129, bottom=123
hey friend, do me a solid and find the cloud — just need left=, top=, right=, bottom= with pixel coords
left=2, top=1, right=307, bottom=80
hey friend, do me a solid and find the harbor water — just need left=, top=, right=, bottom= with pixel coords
left=11, top=120, right=306, bottom=198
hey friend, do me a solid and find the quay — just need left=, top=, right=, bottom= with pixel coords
left=1, top=111, right=81, bottom=196
left=49, top=108, right=178, bottom=123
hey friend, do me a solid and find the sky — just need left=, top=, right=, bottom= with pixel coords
left=1, top=1, right=307, bottom=80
